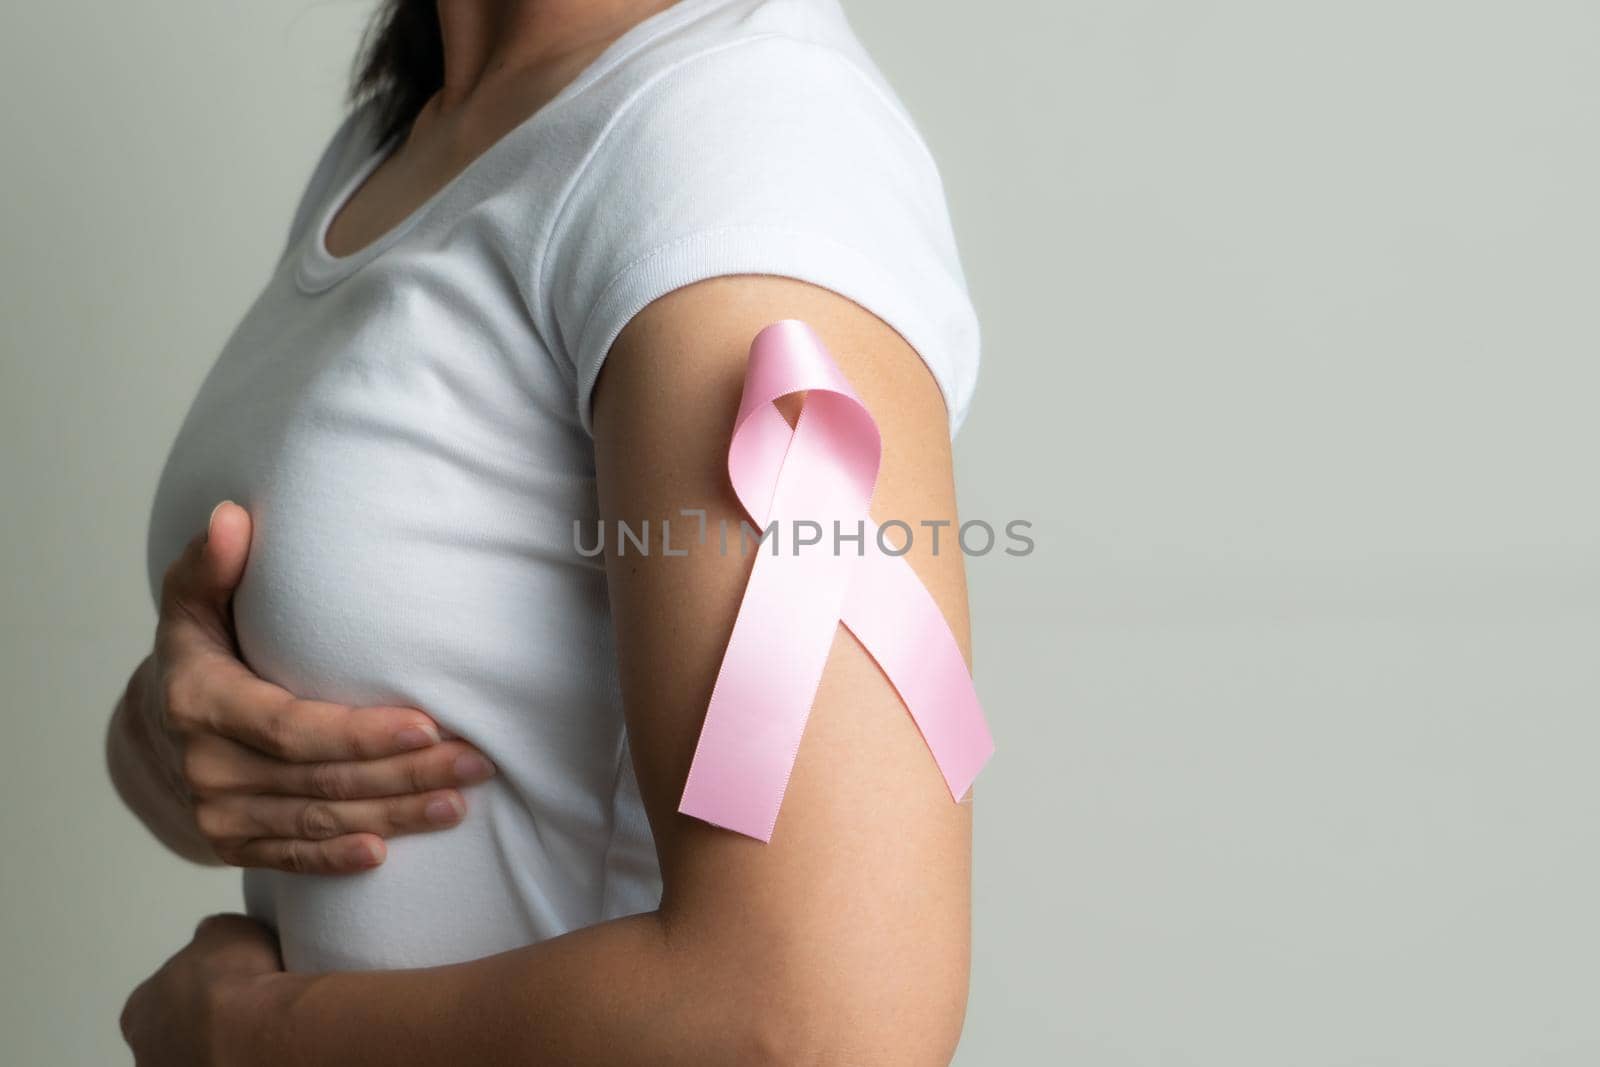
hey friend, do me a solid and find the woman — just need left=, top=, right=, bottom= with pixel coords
left=109, top=0, right=984, bottom=1061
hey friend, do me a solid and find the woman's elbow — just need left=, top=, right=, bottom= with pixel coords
left=742, top=958, right=970, bottom=1066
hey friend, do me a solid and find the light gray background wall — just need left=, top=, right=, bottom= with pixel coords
left=1, top=1, right=1595, bottom=1063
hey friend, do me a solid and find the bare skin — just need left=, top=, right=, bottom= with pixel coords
left=324, top=0, right=678, bottom=258
left=119, top=1, right=976, bottom=1063
left=106, top=501, right=498, bottom=875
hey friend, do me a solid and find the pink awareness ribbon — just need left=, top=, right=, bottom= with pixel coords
left=677, top=319, right=996, bottom=842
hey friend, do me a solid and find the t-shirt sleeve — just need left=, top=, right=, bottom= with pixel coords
left=544, top=35, right=982, bottom=438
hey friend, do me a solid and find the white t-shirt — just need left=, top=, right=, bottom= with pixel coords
left=144, top=0, right=980, bottom=972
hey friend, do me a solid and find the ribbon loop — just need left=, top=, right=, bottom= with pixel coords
left=677, top=319, right=995, bottom=841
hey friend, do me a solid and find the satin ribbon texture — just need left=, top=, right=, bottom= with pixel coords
left=677, top=319, right=996, bottom=842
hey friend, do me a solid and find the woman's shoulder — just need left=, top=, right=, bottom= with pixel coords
left=598, top=0, right=933, bottom=157
left=556, top=0, right=963, bottom=265
left=547, top=1, right=982, bottom=438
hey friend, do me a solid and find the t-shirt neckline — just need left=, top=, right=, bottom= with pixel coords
left=294, top=0, right=739, bottom=294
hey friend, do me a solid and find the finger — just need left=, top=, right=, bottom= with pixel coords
left=194, top=666, right=444, bottom=761
left=196, top=789, right=467, bottom=845
left=218, top=833, right=387, bottom=875
left=191, top=913, right=264, bottom=943
left=271, top=740, right=497, bottom=800
left=190, top=913, right=284, bottom=973
left=181, top=735, right=495, bottom=800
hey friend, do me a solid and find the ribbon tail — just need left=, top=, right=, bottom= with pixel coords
left=841, top=538, right=996, bottom=802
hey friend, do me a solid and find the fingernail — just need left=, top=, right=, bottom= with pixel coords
left=453, top=753, right=496, bottom=782
left=395, top=724, right=441, bottom=750
left=206, top=500, right=232, bottom=541
left=425, top=795, right=465, bottom=824
left=347, top=840, right=382, bottom=868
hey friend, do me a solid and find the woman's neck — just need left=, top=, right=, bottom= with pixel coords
left=434, top=0, right=679, bottom=108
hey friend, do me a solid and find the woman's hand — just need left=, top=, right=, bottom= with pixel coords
left=120, top=914, right=289, bottom=1067
left=107, top=500, right=498, bottom=875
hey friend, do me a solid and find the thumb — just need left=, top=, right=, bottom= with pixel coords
left=191, top=913, right=283, bottom=970
left=194, top=500, right=252, bottom=603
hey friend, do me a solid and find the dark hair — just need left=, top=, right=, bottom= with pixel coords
left=351, top=0, right=444, bottom=147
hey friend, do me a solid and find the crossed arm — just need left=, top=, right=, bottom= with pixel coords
left=128, top=276, right=977, bottom=1066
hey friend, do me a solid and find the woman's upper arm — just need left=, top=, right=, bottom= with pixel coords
left=591, top=274, right=974, bottom=1063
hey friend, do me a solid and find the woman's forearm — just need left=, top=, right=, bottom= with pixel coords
left=104, top=655, right=221, bottom=865
left=234, top=910, right=804, bottom=1067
